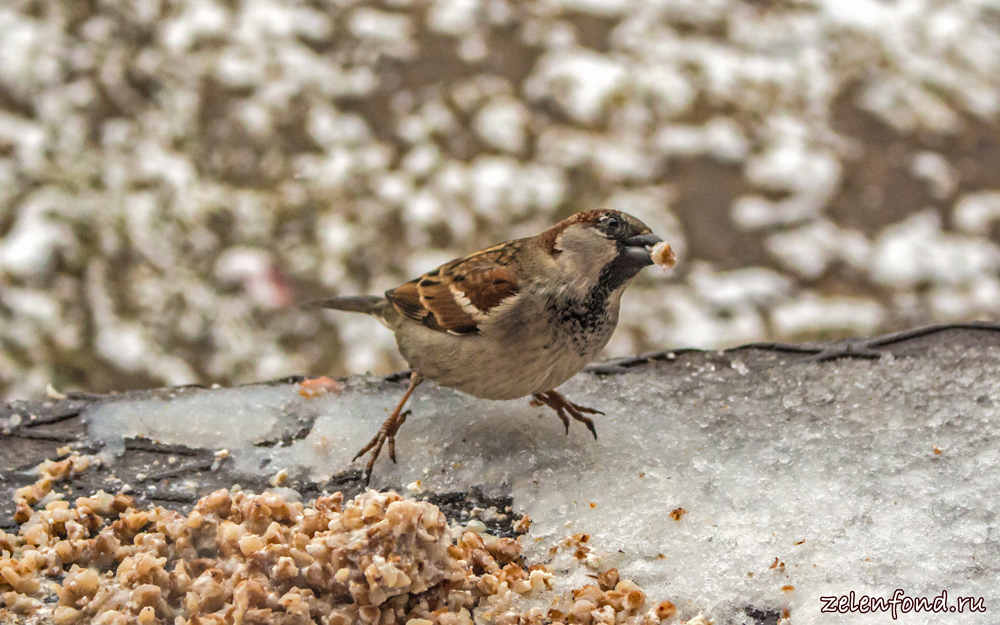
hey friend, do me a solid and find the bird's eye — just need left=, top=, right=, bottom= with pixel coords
left=604, top=216, right=620, bottom=230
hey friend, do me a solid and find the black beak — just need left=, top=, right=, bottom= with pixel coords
left=621, top=233, right=663, bottom=266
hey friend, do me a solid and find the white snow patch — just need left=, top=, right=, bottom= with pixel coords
left=0, top=112, right=47, bottom=173
left=765, top=220, right=871, bottom=279
left=910, top=151, right=957, bottom=200
left=770, top=293, right=884, bottom=337
left=0, top=189, right=75, bottom=279
left=870, top=210, right=1000, bottom=287
left=87, top=386, right=300, bottom=457
left=688, top=263, right=793, bottom=309
left=639, top=286, right=768, bottom=348
left=732, top=195, right=824, bottom=231
left=348, top=8, right=413, bottom=44
left=426, top=0, right=480, bottom=35
left=654, top=118, right=749, bottom=162
left=160, top=0, right=229, bottom=53
left=928, top=277, right=1000, bottom=321
left=953, top=191, right=1000, bottom=235
left=401, top=143, right=441, bottom=178
left=468, top=157, right=565, bottom=216
left=474, top=97, right=529, bottom=153
left=215, top=247, right=289, bottom=309
left=526, top=49, right=627, bottom=124
left=745, top=120, right=840, bottom=196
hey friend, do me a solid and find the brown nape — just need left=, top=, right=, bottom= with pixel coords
left=530, top=390, right=604, bottom=439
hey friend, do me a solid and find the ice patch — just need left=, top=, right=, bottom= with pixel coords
left=86, top=385, right=303, bottom=458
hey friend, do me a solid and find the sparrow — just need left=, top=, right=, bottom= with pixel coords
left=309, top=209, right=671, bottom=483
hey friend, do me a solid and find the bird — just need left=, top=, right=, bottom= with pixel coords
left=309, top=209, right=671, bottom=483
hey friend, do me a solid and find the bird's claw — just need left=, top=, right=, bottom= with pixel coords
left=532, top=390, right=602, bottom=439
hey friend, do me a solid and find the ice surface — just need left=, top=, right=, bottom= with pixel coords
left=85, top=341, right=1000, bottom=624
left=87, top=385, right=308, bottom=458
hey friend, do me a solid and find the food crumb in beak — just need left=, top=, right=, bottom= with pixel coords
left=651, top=241, right=676, bottom=269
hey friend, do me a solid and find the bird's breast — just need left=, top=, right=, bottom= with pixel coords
left=392, top=282, right=625, bottom=400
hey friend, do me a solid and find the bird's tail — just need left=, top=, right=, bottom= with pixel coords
left=304, top=295, right=389, bottom=316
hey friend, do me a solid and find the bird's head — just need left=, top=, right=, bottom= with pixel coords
left=539, top=209, right=664, bottom=291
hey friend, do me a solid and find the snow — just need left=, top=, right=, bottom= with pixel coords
left=732, top=195, right=823, bottom=231
left=474, top=97, right=529, bottom=153
left=349, top=8, right=414, bottom=45
left=687, top=263, right=792, bottom=309
left=526, top=49, right=628, bottom=124
left=870, top=210, right=1000, bottom=288
left=764, top=221, right=871, bottom=279
left=910, top=151, right=957, bottom=200
left=5, top=0, right=1000, bottom=402
left=0, top=189, right=74, bottom=279
left=468, top=157, right=566, bottom=216
left=84, top=338, right=1000, bottom=624
left=426, top=0, right=480, bottom=35
left=953, top=191, right=1000, bottom=236
left=87, top=385, right=299, bottom=458
left=770, top=294, right=884, bottom=337
left=214, top=247, right=290, bottom=309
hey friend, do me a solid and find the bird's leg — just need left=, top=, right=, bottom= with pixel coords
left=387, top=410, right=410, bottom=463
left=531, top=390, right=603, bottom=439
left=354, top=372, right=423, bottom=484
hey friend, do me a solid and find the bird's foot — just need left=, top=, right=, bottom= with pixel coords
left=531, top=390, right=603, bottom=439
left=387, top=410, right=410, bottom=462
left=354, top=373, right=422, bottom=485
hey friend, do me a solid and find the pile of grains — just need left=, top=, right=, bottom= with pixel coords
left=1, top=459, right=686, bottom=624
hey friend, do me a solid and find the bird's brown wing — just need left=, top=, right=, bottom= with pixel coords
left=385, top=243, right=521, bottom=335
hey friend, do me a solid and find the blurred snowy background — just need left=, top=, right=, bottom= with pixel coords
left=2, top=0, right=1000, bottom=399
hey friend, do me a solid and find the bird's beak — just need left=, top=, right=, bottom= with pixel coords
left=622, top=233, right=663, bottom=266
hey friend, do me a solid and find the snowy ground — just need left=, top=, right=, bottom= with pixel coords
left=2, top=0, right=1000, bottom=399
left=73, top=327, right=1000, bottom=624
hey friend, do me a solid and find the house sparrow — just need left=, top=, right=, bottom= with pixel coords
left=310, top=209, right=670, bottom=483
